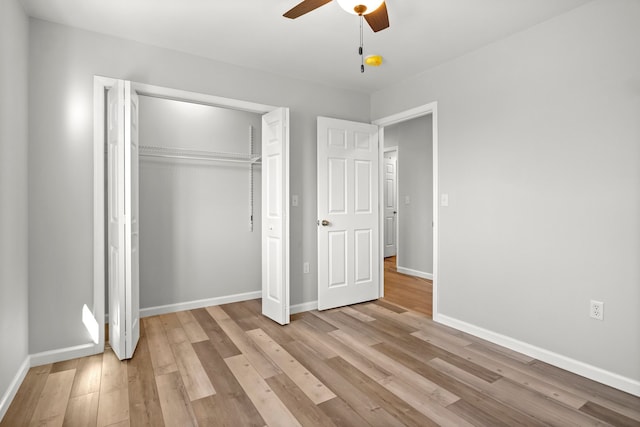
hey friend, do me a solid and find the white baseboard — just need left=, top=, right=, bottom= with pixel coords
left=0, top=356, right=30, bottom=422
left=396, top=266, right=433, bottom=280
left=30, top=343, right=101, bottom=367
left=139, top=291, right=262, bottom=318
left=436, top=314, right=640, bottom=397
left=291, top=300, right=317, bottom=314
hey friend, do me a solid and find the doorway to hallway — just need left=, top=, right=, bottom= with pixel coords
left=378, top=110, right=435, bottom=319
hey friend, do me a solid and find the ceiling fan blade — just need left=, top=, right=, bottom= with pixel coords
left=364, top=1, right=389, bottom=32
left=283, top=0, right=333, bottom=19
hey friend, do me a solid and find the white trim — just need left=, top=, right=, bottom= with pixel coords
left=438, top=314, right=640, bottom=397
left=93, top=75, right=116, bottom=354
left=139, top=291, right=262, bottom=318
left=373, top=103, right=437, bottom=128
left=281, top=108, right=291, bottom=323
left=432, top=106, right=439, bottom=320
left=396, top=266, right=433, bottom=280
left=291, top=300, right=318, bottom=314
left=131, top=82, right=277, bottom=114
left=378, top=127, right=386, bottom=298
left=374, top=102, right=439, bottom=317
left=30, top=343, right=101, bottom=367
left=0, top=356, right=30, bottom=422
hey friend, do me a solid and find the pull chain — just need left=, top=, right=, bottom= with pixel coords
left=359, top=15, right=365, bottom=73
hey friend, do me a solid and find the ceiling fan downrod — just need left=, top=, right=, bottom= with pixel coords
left=359, top=15, right=365, bottom=73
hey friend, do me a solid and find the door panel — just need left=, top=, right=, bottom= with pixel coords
left=328, top=159, right=347, bottom=213
left=125, top=86, right=140, bottom=358
left=355, top=160, right=372, bottom=213
left=355, top=229, right=372, bottom=283
left=328, top=231, right=347, bottom=287
left=261, top=108, right=290, bottom=325
left=107, top=80, right=139, bottom=360
left=318, top=117, right=379, bottom=310
left=107, top=80, right=126, bottom=359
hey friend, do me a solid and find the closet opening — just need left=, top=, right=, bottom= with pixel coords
left=137, top=95, right=264, bottom=314
left=93, top=78, right=290, bottom=358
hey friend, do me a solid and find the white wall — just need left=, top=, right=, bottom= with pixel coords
left=384, top=116, right=433, bottom=275
left=372, top=0, right=640, bottom=385
left=0, top=0, right=30, bottom=416
left=138, top=96, right=262, bottom=308
left=27, top=18, right=370, bottom=354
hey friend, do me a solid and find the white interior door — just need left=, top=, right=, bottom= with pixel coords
left=107, top=80, right=140, bottom=360
left=261, top=107, right=290, bottom=325
left=383, top=149, right=397, bottom=257
left=317, top=117, right=379, bottom=310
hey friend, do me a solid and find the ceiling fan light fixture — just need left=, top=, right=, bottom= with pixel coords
left=337, top=0, right=385, bottom=15
left=365, top=55, right=383, bottom=66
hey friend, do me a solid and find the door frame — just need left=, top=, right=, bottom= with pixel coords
left=93, top=76, right=283, bottom=350
left=373, top=102, right=439, bottom=319
left=383, top=146, right=398, bottom=260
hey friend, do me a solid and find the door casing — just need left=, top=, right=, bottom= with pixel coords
left=373, top=102, right=439, bottom=319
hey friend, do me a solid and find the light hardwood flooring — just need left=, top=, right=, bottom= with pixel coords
left=3, top=298, right=640, bottom=426
left=383, top=256, right=433, bottom=317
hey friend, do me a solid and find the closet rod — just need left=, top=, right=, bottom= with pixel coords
left=139, top=145, right=261, bottom=164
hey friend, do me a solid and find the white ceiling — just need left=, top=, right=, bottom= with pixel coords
left=21, top=0, right=593, bottom=94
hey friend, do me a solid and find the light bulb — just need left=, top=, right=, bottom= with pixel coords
left=336, top=0, right=385, bottom=15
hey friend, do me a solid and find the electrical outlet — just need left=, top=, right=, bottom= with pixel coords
left=590, top=300, right=604, bottom=320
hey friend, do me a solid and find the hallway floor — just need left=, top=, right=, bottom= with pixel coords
left=383, top=256, right=432, bottom=317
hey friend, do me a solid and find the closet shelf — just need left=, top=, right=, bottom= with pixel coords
left=139, top=145, right=261, bottom=164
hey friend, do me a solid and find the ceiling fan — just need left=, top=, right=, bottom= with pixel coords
left=283, top=0, right=390, bottom=32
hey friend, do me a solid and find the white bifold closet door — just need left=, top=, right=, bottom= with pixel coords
left=107, top=80, right=140, bottom=360
left=261, top=108, right=290, bottom=325
left=317, top=116, right=380, bottom=311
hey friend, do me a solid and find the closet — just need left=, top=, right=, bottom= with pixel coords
left=103, top=80, right=289, bottom=360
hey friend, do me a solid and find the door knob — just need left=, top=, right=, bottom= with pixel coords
left=321, top=219, right=330, bottom=226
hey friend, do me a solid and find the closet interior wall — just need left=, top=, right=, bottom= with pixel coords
left=136, top=95, right=262, bottom=310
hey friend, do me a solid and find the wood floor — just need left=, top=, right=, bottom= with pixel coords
left=383, top=256, right=433, bottom=317
left=3, top=299, right=640, bottom=427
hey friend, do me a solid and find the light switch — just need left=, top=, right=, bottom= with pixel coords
left=441, top=193, right=449, bottom=207
left=292, top=194, right=299, bottom=207
left=405, top=196, right=411, bottom=205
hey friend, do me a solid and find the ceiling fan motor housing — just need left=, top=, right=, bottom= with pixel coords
left=354, top=4, right=367, bottom=15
